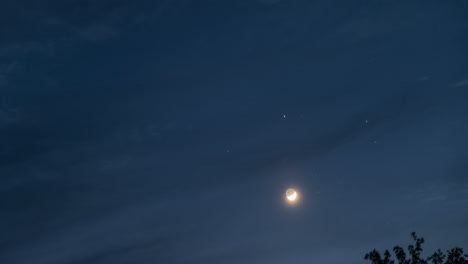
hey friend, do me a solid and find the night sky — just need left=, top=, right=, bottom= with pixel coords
left=1, top=1, right=468, bottom=263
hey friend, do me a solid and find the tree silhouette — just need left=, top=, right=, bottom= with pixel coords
left=364, top=233, right=468, bottom=264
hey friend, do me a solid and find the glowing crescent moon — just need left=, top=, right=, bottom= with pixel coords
left=286, top=188, right=297, bottom=201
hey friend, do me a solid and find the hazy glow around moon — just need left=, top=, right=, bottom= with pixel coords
left=286, top=188, right=297, bottom=201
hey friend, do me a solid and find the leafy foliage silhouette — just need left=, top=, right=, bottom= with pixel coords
left=365, top=233, right=468, bottom=264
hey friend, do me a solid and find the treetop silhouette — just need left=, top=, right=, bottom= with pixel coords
left=365, top=232, right=468, bottom=264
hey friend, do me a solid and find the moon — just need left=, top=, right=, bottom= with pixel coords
left=286, top=188, right=297, bottom=201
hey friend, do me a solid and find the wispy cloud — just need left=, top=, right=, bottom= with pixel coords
left=455, top=79, right=468, bottom=88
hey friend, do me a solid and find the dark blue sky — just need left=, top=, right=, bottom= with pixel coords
left=1, top=0, right=468, bottom=263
